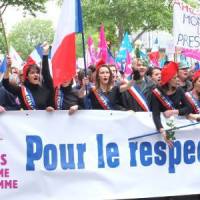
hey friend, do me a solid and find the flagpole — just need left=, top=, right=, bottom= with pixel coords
left=79, top=0, right=88, bottom=94
left=81, top=32, right=87, bottom=77
left=0, top=9, right=9, bottom=54
left=128, top=121, right=200, bottom=141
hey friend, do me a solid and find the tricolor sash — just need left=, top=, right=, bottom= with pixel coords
left=55, top=87, right=64, bottom=110
left=21, top=86, right=36, bottom=110
left=152, top=88, right=175, bottom=110
left=128, top=85, right=149, bottom=111
left=92, top=88, right=113, bottom=110
left=185, top=92, right=200, bottom=114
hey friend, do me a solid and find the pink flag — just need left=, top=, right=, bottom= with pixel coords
left=87, top=36, right=97, bottom=65
left=97, top=24, right=108, bottom=62
left=182, top=48, right=200, bottom=61
left=124, top=51, right=132, bottom=75
left=51, top=0, right=83, bottom=87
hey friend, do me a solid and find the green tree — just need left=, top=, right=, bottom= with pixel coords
left=81, top=0, right=172, bottom=43
left=57, top=0, right=173, bottom=47
left=0, top=0, right=48, bottom=53
left=8, top=19, right=54, bottom=59
left=0, top=0, right=48, bottom=16
left=0, top=26, right=6, bottom=53
left=56, top=0, right=200, bottom=55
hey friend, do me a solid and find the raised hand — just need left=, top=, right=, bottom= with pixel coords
left=41, top=42, right=50, bottom=55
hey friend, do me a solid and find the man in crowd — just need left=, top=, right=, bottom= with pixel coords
left=177, top=62, right=192, bottom=92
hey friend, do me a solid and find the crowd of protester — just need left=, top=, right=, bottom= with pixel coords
left=1, top=43, right=200, bottom=199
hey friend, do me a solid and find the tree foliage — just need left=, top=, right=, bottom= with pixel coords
left=82, top=0, right=173, bottom=43
left=0, top=0, right=48, bottom=54
left=8, top=19, right=54, bottom=59
left=0, top=0, right=48, bottom=16
left=56, top=0, right=199, bottom=54
left=0, top=25, right=6, bottom=53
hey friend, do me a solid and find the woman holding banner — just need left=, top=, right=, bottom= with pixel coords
left=151, top=61, right=192, bottom=148
left=54, top=78, right=84, bottom=115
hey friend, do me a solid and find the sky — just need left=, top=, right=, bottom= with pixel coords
left=3, top=1, right=60, bottom=33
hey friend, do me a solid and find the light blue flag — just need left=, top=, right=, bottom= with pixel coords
left=159, top=57, right=166, bottom=68
left=180, top=54, right=190, bottom=68
left=139, top=46, right=148, bottom=60
left=116, top=32, right=133, bottom=63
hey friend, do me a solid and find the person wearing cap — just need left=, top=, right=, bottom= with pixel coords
left=2, top=45, right=54, bottom=111
left=151, top=61, right=192, bottom=148
left=177, top=62, right=192, bottom=92
left=185, top=70, right=200, bottom=121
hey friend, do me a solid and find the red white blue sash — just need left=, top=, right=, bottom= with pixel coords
left=55, top=87, right=64, bottom=110
left=185, top=92, right=200, bottom=114
left=152, top=88, right=175, bottom=110
left=21, top=86, right=36, bottom=110
left=128, top=85, right=149, bottom=111
left=92, top=88, right=113, bottom=110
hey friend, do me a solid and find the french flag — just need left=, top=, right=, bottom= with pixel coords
left=51, top=0, right=83, bottom=87
left=0, top=56, right=7, bottom=73
left=29, top=44, right=43, bottom=65
left=9, top=46, right=24, bottom=70
left=0, top=55, right=7, bottom=82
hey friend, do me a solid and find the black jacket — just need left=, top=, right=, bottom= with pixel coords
left=0, top=82, right=20, bottom=110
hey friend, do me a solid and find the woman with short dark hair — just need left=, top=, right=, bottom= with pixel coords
left=2, top=48, right=54, bottom=111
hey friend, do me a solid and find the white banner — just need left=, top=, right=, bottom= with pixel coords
left=173, top=0, right=200, bottom=49
left=0, top=110, right=200, bottom=199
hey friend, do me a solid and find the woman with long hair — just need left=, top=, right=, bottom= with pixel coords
left=80, top=62, right=124, bottom=110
